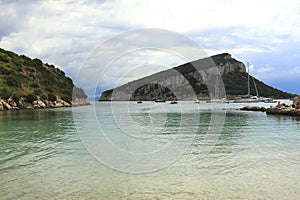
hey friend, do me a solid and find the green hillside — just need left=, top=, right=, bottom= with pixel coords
left=222, top=71, right=294, bottom=99
left=0, top=48, right=86, bottom=104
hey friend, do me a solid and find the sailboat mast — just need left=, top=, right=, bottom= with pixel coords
left=247, top=62, right=250, bottom=97
left=252, top=77, right=259, bottom=97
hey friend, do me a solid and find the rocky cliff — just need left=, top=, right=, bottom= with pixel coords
left=0, top=48, right=89, bottom=110
left=99, top=53, right=294, bottom=101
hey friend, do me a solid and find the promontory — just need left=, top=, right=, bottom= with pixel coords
left=0, top=48, right=89, bottom=110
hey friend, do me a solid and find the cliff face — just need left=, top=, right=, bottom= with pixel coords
left=99, top=53, right=294, bottom=101
left=0, top=48, right=89, bottom=110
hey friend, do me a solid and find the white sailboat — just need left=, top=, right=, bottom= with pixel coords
left=232, top=62, right=261, bottom=103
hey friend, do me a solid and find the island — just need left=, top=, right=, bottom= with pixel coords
left=99, top=53, right=295, bottom=101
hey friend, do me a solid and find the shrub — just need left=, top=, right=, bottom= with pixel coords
left=40, top=94, right=47, bottom=100
left=0, top=88, right=12, bottom=99
left=0, top=67, right=10, bottom=75
left=5, top=75, right=21, bottom=87
left=0, top=54, right=9, bottom=63
left=25, top=93, right=38, bottom=103
left=47, top=93, right=57, bottom=101
left=12, top=92, right=22, bottom=102
left=32, top=58, right=43, bottom=66
left=61, top=94, right=72, bottom=103
left=30, top=82, right=39, bottom=88
left=33, top=89, right=42, bottom=95
left=45, top=86, right=53, bottom=92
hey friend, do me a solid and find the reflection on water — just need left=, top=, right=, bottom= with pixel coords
left=0, top=109, right=75, bottom=174
left=1, top=102, right=300, bottom=199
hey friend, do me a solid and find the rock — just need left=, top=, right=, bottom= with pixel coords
left=0, top=97, right=88, bottom=111
left=266, top=107, right=300, bottom=116
left=293, top=96, right=300, bottom=105
left=0, top=101, right=4, bottom=110
left=7, top=98, right=17, bottom=107
left=58, top=99, right=71, bottom=107
left=26, top=105, right=34, bottom=109
left=240, top=106, right=266, bottom=112
left=33, top=99, right=46, bottom=108
left=43, top=100, right=55, bottom=108
left=2, top=100, right=12, bottom=110
left=17, top=98, right=27, bottom=109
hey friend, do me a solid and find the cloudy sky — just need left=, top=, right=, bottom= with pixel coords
left=1, top=0, right=300, bottom=97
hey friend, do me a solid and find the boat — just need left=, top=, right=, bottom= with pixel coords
left=206, top=98, right=231, bottom=103
left=232, top=96, right=261, bottom=103
left=232, top=62, right=262, bottom=103
left=137, top=101, right=142, bottom=104
left=170, top=100, right=177, bottom=104
left=263, top=98, right=277, bottom=103
left=154, top=99, right=166, bottom=103
left=195, top=99, right=200, bottom=103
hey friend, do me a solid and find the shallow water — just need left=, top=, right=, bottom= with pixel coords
left=1, top=101, right=300, bottom=199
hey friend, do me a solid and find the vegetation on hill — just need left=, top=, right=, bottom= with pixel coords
left=0, top=48, right=87, bottom=104
left=222, top=71, right=295, bottom=99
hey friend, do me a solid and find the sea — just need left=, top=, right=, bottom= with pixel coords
left=1, top=100, right=300, bottom=200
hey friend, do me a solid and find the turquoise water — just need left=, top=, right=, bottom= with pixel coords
left=1, top=101, right=300, bottom=199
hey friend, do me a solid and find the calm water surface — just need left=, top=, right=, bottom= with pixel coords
left=1, top=101, right=300, bottom=199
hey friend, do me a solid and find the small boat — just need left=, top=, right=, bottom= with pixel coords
left=170, top=100, right=177, bottom=104
left=195, top=99, right=200, bottom=103
left=263, top=98, right=277, bottom=103
left=207, top=98, right=231, bottom=103
left=232, top=97, right=261, bottom=103
left=137, top=101, right=142, bottom=104
left=154, top=99, right=166, bottom=103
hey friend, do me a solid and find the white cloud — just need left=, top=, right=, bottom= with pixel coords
left=256, top=67, right=273, bottom=74
left=1, top=0, right=300, bottom=94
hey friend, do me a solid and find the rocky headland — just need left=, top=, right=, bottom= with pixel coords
left=0, top=48, right=89, bottom=111
left=99, top=53, right=295, bottom=101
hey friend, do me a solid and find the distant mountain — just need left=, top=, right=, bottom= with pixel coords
left=99, top=53, right=295, bottom=101
left=0, top=48, right=88, bottom=110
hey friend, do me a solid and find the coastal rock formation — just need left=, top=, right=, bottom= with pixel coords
left=99, top=53, right=295, bottom=101
left=240, top=106, right=267, bottom=112
left=266, top=107, right=300, bottom=117
left=0, top=97, right=89, bottom=111
left=240, top=104, right=300, bottom=117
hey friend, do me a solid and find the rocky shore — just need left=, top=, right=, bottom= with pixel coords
left=0, top=98, right=89, bottom=111
left=241, top=96, right=300, bottom=117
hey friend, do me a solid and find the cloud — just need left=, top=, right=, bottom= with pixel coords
left=1, top=0, right=300, bottom=95
left=256, top=67, right=273, bottom=74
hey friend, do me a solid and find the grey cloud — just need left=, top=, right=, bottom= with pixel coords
left=0, top=1, right=42, bottom=38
